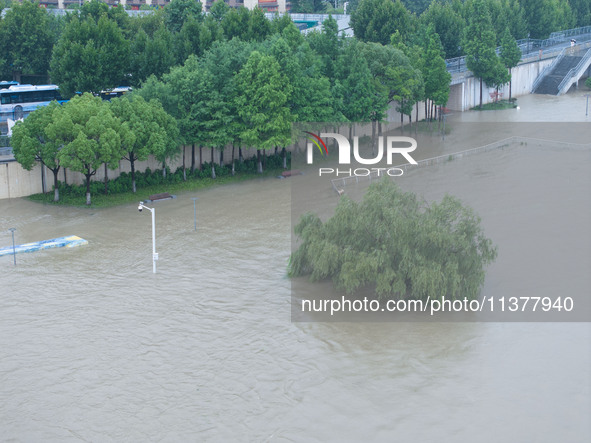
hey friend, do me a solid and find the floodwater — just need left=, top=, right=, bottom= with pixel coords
left=1, top=91, right=590, bottom=441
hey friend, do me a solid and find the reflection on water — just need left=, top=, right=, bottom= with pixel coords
left=1, top=91, right=590, bottom=441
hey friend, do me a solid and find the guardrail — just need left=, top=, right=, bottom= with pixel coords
left=557, top=45, right=591, bottom=95
left=549, top=26, right=591, bottom=40
left=446, top=25, right=591, bottom=74
left=330, top=136, right=591, bottom=193
left=530, top=46, right=569, bottom=92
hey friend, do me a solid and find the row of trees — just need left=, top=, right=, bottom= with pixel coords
left=352, top=0, right=587, bottom=59
left=10, top=10, right=453, bottom=205
left=134, top=15, right=452, bottom=176
left=3, top=0, right=584, bottom=90
left=11, top=94, right=178, bottom=204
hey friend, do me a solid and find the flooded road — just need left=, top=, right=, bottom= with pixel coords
left=1, top=90, right=590, bottom=441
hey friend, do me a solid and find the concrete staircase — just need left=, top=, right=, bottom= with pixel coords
left=534, top=55, right=582, bottom=94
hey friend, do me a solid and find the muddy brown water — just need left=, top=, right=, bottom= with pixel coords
left=1, top=91, right=590, bottom=441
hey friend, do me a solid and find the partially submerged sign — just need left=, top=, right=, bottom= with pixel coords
left=0, top=235, right=88, bottom=257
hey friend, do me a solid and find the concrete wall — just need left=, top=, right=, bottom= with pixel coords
left=448, top=58, right=555, bottom=111
left=0, top=98, right=432, bottom=201
left=0, top=144, right=265, bottom=200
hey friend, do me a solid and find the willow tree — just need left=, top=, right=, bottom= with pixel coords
left=289, top=180, right=497, bottom=300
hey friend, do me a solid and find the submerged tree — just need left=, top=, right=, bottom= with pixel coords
left=289, top=180, right=497, bottom=300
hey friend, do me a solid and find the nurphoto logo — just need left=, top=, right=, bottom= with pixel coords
left=305, top=132, right=418, bottom=177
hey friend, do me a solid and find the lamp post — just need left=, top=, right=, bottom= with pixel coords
left=584, top=93, right=590, bottom=117
left=191, top=197, right=198, bottom=231
left=138, top=201, right=158, bottom=274
left=8, top=228, right=16, bottom=266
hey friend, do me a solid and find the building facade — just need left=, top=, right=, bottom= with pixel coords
left=32, top=0, right=287, bottom=13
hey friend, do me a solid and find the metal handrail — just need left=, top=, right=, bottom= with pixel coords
left=557, top=45, right=591, bottom=95
left=531, top=46, right=569, bottom=92
left=446, top=24, right=591, bottom=74
left=549, top=26, right=591, bottom=39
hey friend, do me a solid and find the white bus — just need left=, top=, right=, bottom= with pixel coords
left=0, top=84, right=66, bottom=135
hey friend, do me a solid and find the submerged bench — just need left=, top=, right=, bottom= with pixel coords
left=149, top=192, right=173, bottom=201
left=280, top=170, right=302, bottom=178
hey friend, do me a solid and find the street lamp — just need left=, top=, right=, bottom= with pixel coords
left=138, top=201, right=158, bottom=274
left=8, top=228, right=16, bottom=266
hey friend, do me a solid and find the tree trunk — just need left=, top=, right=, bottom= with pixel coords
left=509, top=68, right=512, bottom=100
left=262, top=149, right=267, bottom=169
left=424, top=100, right=428, bottom=121
left=52, top=168, right=60, bottom=202
left=63, top=167, right=67, bottom=185
left=85, top=174, right=92, bottom=206
left=182, top=146, right=186, bottom=180
left=479, top=77, right=483, bottom=108
left=104, top=163, right=108, bottom=195
left=231, top=145, right=235, bottom=175
left=211, top=147, right=216, bottom=179
left=41, top=164, right=46, bottom=194
left=239, top=146, right=244, bottom=162
left=378, top=121, right=382, bottom=137
left=199, top=146, right=203, bottom=170
left=191, top=143, right=195, bottom=172
left=219, top=148, right=224, bottom=167
left=371, top=120, right=376, bottom=154
left=282, top=146, right=287, bottom=169
left=131, top=156, right=136, bottom=193
left=162, top=161, right=166, bottom=178
left=415, top=102, right=419, bottom=126
left=257, top=149, right=263, bottom=174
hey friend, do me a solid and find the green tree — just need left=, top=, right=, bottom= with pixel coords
left=586, top=77, right=591, bottom=89
left=337, top=41, right=375, bottom=134
left=569, top=0, right=591, bottom=27
left=163, top=0, right=203, bottom=33
left=10, top=102, right=63, bottom=201
left=350, top=0, right=413, bottom=46
left=463, top=0, right=498, bottom=108
left=209, top=0, right=230, bottom=22
left=49, top=94, right=123, bottom=205
left=422, top=25, right=451, bottom=118
left=0, top=0, right=58, bottom=82
left=130, top=24, right=176, bottom=87
left=519, top=0, right=574, bottom=39
left=419, top=0, right=464, bottom=58
left=499, top=27, right=521, bottom=100
left=79, top=0, right=132, bottom=36
left=109, top=95, right=178, bottom=193
left=306, top=14, right=342, bottom=82
left=289, top=180, right=497, bottom=300
left=234, top=51, right=292, bottom=173
left=50, top=14, right=130, bottom=97
left=200, top=39, right=254, bottom=174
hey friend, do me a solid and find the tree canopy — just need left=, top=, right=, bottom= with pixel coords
left=289, top=180, right=498, bottom=300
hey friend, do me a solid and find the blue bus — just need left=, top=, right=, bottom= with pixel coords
left=0, top=84, right=66, bottom=134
